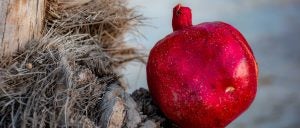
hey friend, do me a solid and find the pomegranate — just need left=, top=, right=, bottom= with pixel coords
left=146, top=4, right=258, bottom=128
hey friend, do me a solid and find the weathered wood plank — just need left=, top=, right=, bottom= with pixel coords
left=0, top=0, right=46, bottom=57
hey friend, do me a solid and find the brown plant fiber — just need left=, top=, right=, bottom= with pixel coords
left=0, top=0, right=146, bottom=127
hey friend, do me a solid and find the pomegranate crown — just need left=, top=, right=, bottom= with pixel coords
left=172, top=4, right=192, bottom=31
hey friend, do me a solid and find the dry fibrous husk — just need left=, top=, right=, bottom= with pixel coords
left=0, top=32, right=116, bottom=127
left=0, top=0, right=146, bottom=127
left=46, top=0, right=146, bottom=68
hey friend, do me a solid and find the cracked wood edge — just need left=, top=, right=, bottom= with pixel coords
left=0, top=0, right=46, bottom=57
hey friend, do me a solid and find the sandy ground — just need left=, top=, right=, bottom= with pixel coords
left=124, top=0, right=300, bottom=127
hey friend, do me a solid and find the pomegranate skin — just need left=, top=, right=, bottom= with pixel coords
left=146, top=5, right=258, bottom=128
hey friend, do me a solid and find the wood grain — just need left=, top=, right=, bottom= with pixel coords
left=0, top=0, right=46, bottom=57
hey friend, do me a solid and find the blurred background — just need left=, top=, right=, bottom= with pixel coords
left=124, top=0, right=300, bottom=128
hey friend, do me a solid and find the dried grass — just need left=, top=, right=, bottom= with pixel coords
left=0, top=0, right=145, bottom=127
left=46, top=0, right=146, bottom=68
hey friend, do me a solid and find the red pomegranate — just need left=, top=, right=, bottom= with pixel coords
left=146, top=4, right=258, bottom=128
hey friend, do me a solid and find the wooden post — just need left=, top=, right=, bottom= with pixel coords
left=0, top=0, right=45, bottom=57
